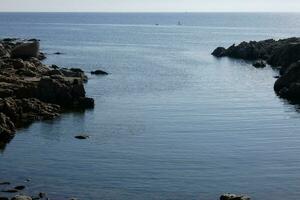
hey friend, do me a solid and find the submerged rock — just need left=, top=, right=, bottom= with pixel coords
left=14, top=185, right=25, bottom=190
left=91, top=69, right=108, bottom=75
left=75, top=135, right=90, bottom=139
left=220, top=193, right=250, bottom=200
left=0, top=181, right=10, bottom=185
left=1, top=189, right=18, bottom=193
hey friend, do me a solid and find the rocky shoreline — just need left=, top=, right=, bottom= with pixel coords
left=0, top=38, right=95, bottom=146
left=212, top=37, right=300, bottom=102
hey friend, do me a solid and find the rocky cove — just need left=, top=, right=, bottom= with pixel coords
left=1, top=35, right=300, bottom=200
left=212, top=37, right=300, bottom=102
left=0, top=38, right=95, bottom=148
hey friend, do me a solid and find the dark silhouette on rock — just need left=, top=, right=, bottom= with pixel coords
left=212, top=37, right=300, bottom=102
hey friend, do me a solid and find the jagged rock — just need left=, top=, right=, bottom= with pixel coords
left=37, top=77, right=86, bottom=107
left=212, top=38, right=300, bottom=68
left=0, top=98, right=61, bottom=127
left=220, top=193, right=250, bottom=200
left=0, top=43, right=9, bottom=58
left=212, top=47, right=226, bottom=57
left=11, top=41, right=39, bottom=59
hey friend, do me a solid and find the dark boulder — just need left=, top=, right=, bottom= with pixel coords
left=252, top=60, right=266, bottom=68
left=78, top=97, right=95, bottom=109
left=11, top=41, right=39, bottom=59
left=212, top=47, right=226, bottom=57
left=267, top=42, right=300, bottom=68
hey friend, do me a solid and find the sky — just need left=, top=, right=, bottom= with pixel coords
left=0, top=0, right=299, bottom=12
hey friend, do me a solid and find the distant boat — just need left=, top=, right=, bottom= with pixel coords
left=155, top=23, right=159, bottom=26
left=177, top=21, right=182, bottom=26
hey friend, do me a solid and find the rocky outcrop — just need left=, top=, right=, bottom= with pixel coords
left=212, top=37, right=300, bottom=101
left=0, top=38, right=94, bottom=144
left=11, top=41, right=39, bottom=59
left=274, top=61, right=300, bottom=101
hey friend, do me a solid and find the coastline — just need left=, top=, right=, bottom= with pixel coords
left=0, top=38, right=94, bottom=146
left=212, top=37, right=300, bottom=102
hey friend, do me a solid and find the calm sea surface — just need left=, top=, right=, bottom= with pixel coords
left=1, top=13, right=300, bottom=200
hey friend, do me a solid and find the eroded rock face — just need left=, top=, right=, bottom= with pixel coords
left=212, top=37, right=300, bottom=101
left=0, top=38, right=95, bottom=144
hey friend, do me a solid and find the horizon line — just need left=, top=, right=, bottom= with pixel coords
left=0, top=11, right=300, bottom=13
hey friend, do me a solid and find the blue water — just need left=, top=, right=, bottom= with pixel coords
left=1, top=13, right=300, bottom=200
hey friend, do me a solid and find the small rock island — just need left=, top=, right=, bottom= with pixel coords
left=0, top=38, right=94, bottom=144
left=212, top=37, right=300, bottom=102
